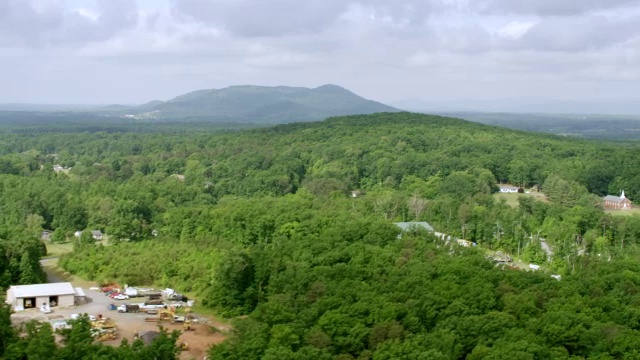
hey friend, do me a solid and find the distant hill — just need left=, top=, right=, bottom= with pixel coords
left=113, top=84, right=399, bottom=123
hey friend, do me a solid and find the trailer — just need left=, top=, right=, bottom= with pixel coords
left=117, top=304, right=140, bottom=313
left=124, top=287, right=139, bottom=297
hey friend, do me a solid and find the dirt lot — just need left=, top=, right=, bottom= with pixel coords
left=10, top=287, right=228, bottom=360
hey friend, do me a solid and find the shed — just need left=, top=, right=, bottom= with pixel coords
left=6, top=282, right=76, bottom=311
left=74, top=287, right=86, bottom=305
left=138, top=330, right=160, bottom=345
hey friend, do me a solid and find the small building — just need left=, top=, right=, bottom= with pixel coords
left=603, top=190, right=632, bottom=210
left=6, top=282, right=76, bottom=311
left=350, top=190, right=364, bottom=198
left=53, top=165, right=71, bottom=173
left=456, top=239, right=473, bottom=247
left=41, top=231, right=52, bottom=241
left=394, top=222, right=435, bottom=237
left=137, top=330, right=160, bottom=345
left=394, top=222, right=435, bottom=232
left=91, top=230, right=103, bottom=240
left=74, top=287, right=87, bottom=305
left=74, top=231, right=83, bottom=238
left=499, top=185, right=522, bottom=193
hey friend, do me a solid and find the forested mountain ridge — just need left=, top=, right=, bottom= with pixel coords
left=108, top=84, right=399, bottom=122
left=435, top=111, right=640, bottom=139
left=3, top=112, right=640, bottom=358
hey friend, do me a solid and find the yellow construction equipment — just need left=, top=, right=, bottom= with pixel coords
left=158, top=309, right=174, bottom=322
left=183, top=320, right=194, bottom=331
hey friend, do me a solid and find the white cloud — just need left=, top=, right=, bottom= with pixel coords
left=497, top=21, right=537, bottom=39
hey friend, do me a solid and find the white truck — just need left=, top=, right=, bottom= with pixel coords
left=124, top=287, right=139, bottom=297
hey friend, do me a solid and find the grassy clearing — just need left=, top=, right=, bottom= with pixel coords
left=605, top=208, right=640, bottom=217
left=43, top=241, right=74, bottom=258
left=494, top=192, right=548, bottom=207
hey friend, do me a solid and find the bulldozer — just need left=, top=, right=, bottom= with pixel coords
left=158, top=309, right=174, bottom=322
left=183, top=319, right=194, bottom=331
left=156, top=309, right=189, bottom=325
left=90, top=328, right=117, bottom=341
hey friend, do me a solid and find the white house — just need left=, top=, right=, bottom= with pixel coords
left=6, top=282, right=76, bottom=311
left=499, top=185, right=520, bottom=193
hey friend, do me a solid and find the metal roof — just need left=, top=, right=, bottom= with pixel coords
left=10, top=282, right=76, bottom=298
left=394, top=222, right=435, bottom=232
left=74, top=287, right=86, bottom=297
left=603, top=195, right=624, bottom=202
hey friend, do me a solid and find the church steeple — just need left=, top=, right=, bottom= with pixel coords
left=621, top=190, right=626, bottom=199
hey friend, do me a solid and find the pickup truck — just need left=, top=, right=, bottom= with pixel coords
left=117, top=304, right=140, bottom=313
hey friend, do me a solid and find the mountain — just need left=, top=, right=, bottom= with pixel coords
left=117, top=84, right=399, bottom=122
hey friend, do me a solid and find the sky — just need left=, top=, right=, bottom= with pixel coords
left=1, top=0, right=640, bottom=113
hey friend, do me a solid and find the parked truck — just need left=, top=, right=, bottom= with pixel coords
left=124, top=287, right=139, bottom=297
left=117, top=304, right=140, bottom=313
left=140, top=302, right=166, bottom=313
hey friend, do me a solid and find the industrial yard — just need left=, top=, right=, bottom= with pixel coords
left=9, top=285, right=229, bottom=360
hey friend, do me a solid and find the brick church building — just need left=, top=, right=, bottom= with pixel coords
left=603, top=190, right=632, bottom=210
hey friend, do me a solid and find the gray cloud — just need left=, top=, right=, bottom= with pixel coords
left=169, top=0, right=443, bottom=37
left=476, top=0, right=639, bottom=16
left=503, top=15, right=640, bottom=52
left=2, top=0, right=640, bottom=112
left=170, top=0, right=348, bottom=37
left=0, top=0, right=138, bottom=46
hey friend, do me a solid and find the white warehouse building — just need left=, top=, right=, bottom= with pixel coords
left=6, top=282, right=76, bottom=311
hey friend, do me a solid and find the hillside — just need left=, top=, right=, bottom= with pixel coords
left=436, top=111, right=640, bottom=139
left=115, top=84, right=399, bottom=122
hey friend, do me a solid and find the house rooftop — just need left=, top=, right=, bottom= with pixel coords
left=10, top=282, right=75, bottom=298
left=394, top=222, right=435, bottom=232
left=499, top=185, right=519, bottom=189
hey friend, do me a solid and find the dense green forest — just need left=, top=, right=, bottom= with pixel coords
left=3, top=112, right=640, bottom=358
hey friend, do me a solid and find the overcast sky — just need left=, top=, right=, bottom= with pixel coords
left=1, top=0, right=640, bottom=112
